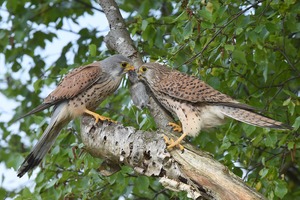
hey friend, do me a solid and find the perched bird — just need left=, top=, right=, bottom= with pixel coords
left=16, top=55, right=134, bottom=177
left=136, top=63, right=292, bottom=150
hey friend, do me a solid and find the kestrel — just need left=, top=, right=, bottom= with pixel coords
left=17, top=55, right=134, bottom=177
left=136, top=63, right=292, bottom=150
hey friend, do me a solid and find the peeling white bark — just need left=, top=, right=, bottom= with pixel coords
left=160, top=177, right=201, bottom=199
left=81, top=116, right=205, bottom=198
left=81, top=116, right=266, bottom=200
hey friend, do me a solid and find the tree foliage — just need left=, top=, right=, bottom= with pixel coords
left=0, top=0, right=299, bottom=199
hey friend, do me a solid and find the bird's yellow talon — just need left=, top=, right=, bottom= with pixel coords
left=167, top=139, right=184, bottom=151
left=84, top=109, right=116, bottom=124
left=168, top=122, right=183, bottom=133
left=163, top=135, right=185, bottom=151
left=97, top=115, right=117, bottom=123
left=163, top=135, right=171, bottom=144
left=163, top=132, right=188, bottom=151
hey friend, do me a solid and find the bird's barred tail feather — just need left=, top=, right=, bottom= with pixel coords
left=219, top=106, right=292, bottom=130
left=17, top=102, right=71, bottom=177
left=14, top=103, right=54, bottom=121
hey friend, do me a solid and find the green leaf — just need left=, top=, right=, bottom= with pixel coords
left=21, top=187, right=33, bottom=199
left=235, top=27, right=243, bottom=35
left=283, top=98, right=295, bottom=115
left=0, top=31, right=6, bottom=39
left=265, top=133, right=277, bottom=148
left=15, top=30, right=25, bottom=42
left=46, top=178, right=58, bottom=189
left=33, top=79, right=44, bottom=93
left=242, top=124, right=256, bottom=136
left=232, top=49, right=247, bottom=64
left=183, top=21, right=193, bottom=40
left=133, top=176, right=150, bottom=196
left=142, top=25, right=156, bottom=47
left=198, top=9, right=212, bottom=22
left=277, top=133, right=289, bottom=147
left=263, top=66, right=268, bottom=82
left=7, top=153, right=24, bottom=169
left=89, top=44, right=97, bottom=57
left=36, top=171, right=45, bottom=184
left=224, top=44, right=234, bottom=51
left=248, top=31, right=258, bottom=43
left=266, top=22, right=279, bottom=32
left=171, top=26, right=184, bottom=43
left=287, top=141, right=295, bottom=150
left=172, top=11, right=187, bottom=23
left=259, top=168, right=269, bottom=178
left=155, top=28, right=164, bottom=48
left=138, top=115, right=148, bottom=129
left=52, top=145, right=60, bottom=155
left=283, top=98, right=291, bottom=106
left=141, top=19, right=148, bottom=31
left=292, top=116, right=300, bottom=130
left=261, top=157, right=266, bottom=166
left=275, top=180, right=288, bottom=199
left=0, top=188, right=7, bottom=200
left=220, top=137, right=231, bottom=151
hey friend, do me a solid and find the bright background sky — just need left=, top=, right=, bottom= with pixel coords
left=0, top=2, right=114, bottom=192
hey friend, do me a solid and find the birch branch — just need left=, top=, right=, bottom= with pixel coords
left=81, top=116, right=266, bottom=200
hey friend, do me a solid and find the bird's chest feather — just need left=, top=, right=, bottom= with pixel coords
left=156, top=93, right=203, bottom=137
left=156, top=92, right=226, bottom=137
left=67, top=78, right=120, bottom=117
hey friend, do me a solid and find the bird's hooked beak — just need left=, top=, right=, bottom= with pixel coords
left=124, top=64, right=135, bottom=72
left=123, top=64, right=144, bottom=80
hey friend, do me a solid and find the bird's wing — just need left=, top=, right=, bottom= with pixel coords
left=44, top=62, right=103, bottom=103
left=157, top=70, right=233, bottom=103
left=15, top=63, right=105, bottom=121
left=156, top=70, right=259, bottom=110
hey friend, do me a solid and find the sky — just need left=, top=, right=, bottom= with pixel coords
left=0, top=3, right=111, bottom=192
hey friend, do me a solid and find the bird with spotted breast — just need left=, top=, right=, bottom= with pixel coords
left=16, top=54, right=134, bottom=177
left=136, top=63, right=292, bottom=150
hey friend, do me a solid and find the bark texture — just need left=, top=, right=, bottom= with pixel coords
left=81, top=116, right=266, bottom=200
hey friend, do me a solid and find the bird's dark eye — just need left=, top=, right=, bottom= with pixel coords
left=140, top=66, right=147, bottom=73
left=121, top=62, right=127, bottom=68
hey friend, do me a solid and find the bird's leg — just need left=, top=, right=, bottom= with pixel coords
left=163, top=132, right=187, bottom=151
left=84, top=109, right=116, bottom=124
left=168, top=122, right=182, bottom=132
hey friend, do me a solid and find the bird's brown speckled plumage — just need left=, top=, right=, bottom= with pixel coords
left=17, top=55, right=133, bottom=177
left=137, top=63, right=291, bottom=148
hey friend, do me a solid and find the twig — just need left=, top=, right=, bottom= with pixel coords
left=183, top=2, right=261, bottom=65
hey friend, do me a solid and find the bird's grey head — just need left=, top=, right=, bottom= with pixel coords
left=101, top=54, right=133, bottom=77
left=137, top=63, right=167, bottom=86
